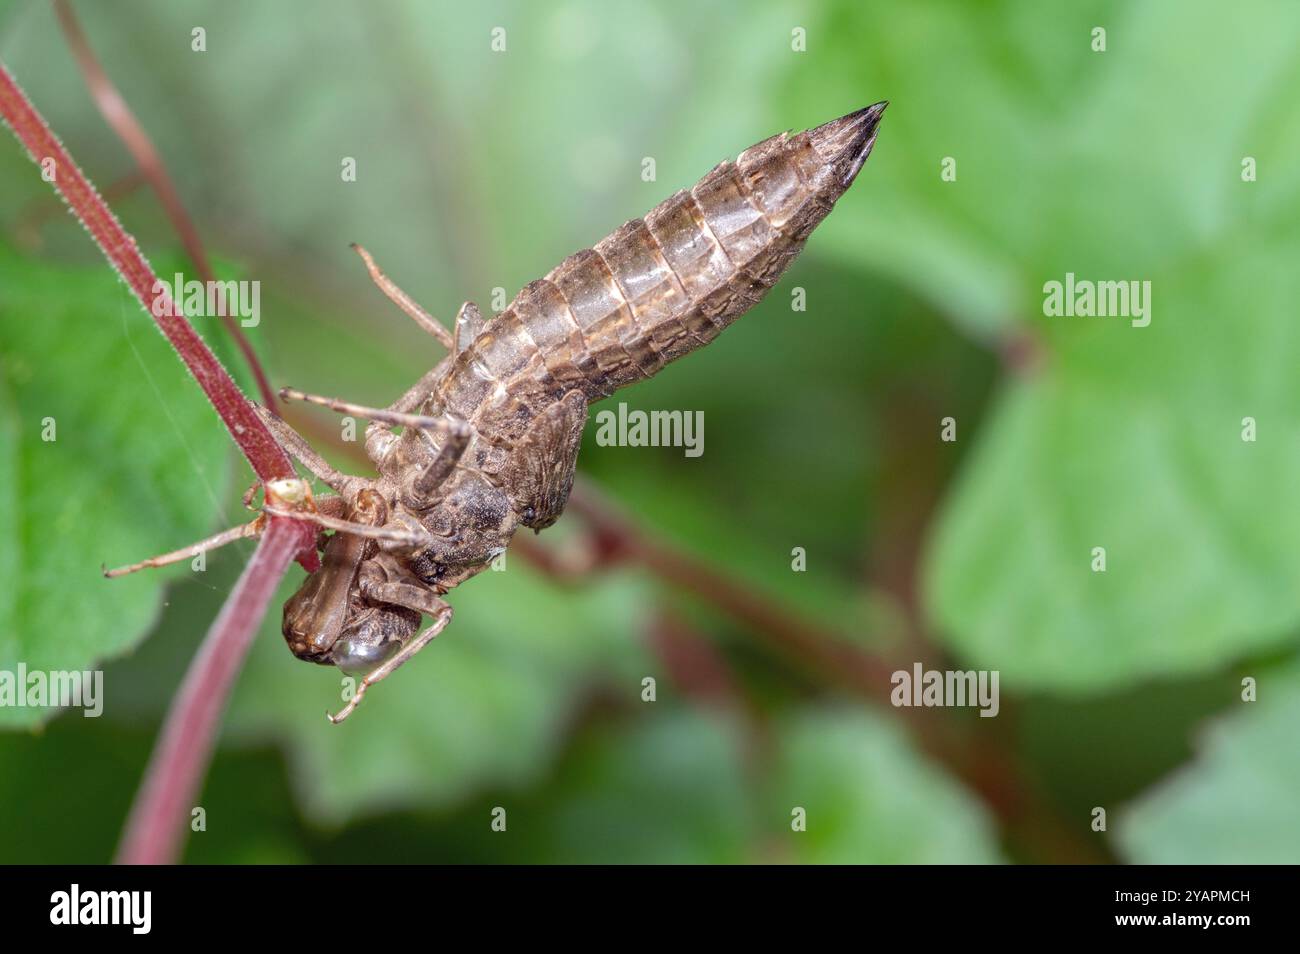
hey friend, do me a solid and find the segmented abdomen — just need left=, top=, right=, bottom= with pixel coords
left=435, top=106, right=882, bottom=446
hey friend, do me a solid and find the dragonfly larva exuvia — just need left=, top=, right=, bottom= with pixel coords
left=108, top=102, right=888, bottom=721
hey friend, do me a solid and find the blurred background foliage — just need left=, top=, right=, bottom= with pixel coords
left=0, top=0, right=1297, bottom=863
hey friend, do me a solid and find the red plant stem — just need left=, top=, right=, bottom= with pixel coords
left=115, top=517, right=310, bottom=865
left=0, top=60, right=293, bottom=484
left=0, top=57, right=321, bottom=864
left=14, top=167, right=145, bottom=248
left=52, top=0, right=280, bottom=411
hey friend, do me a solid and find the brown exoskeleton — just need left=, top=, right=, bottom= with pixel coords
left=108, top=104, right=887, bottom=722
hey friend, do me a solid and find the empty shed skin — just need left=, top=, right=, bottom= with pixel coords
left=438, top=103, right=886, bottom=440
left=107, top=104, right=887, bottom=722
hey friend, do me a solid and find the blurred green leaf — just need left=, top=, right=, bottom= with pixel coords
left=1116, top=664, right=1300, bottom=863
left=416, top=704, right=1004, bottom=864
left=0, top=715, right=151, bottom=862
left=517, top=708, right=753, bottom=863
left=0, top=244, right=234, bottom=728
left=767, top=707, right=1003, bottom=863
left=777, top=0, right=1300, bottom=689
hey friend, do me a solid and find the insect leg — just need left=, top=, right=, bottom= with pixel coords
left=280, top=386, right=471, bottom=489
left=361, top=579, right=445, bottom=615
left=328, top=585, right=452, bottom=723
left=407, top=417, right=472, bottom=505
left=261, top=504, right=434, bottom=548
left=103, top=519, right=262, bottom=577
left=350, top=243, right=454, bottom=351
left=280, top=386, right=452, bottom=430
left=243, top=480, right=350, bottom=520
left=251, top=403, right=363, bottom=495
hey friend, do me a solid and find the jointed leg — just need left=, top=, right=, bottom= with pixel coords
left=244, top=480, right=348, bottom=516
left=261, top=503, right=433, bottom=548
left=329, top=586, right=452, bottom=724
left=409, top=422, right=470, bottom=502
left=281, top=385, right=471, bottom=494
left=252, top=403, right=360, bottom=495
left=104, top=519, right=261, bottom=577
left=108, top=492, right=422, bottom=578
left=362, top=579, right=445, bottom=615
left=281, top=386, right=460, bottom=432
left=280, top=386, right=472, bottom=508
left=351, top=243, right=454, bottom=351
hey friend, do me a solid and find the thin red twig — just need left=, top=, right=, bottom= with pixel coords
left=115, top=517, right=309, bottom=864
left=563, top=483, right=899, bottom=693
left=0, top=57, right=319, bottom=865
left=52, top=0, right=280, bottom=411
left=0, top=60, right=291, bottom=482
left=14, top=167, right=145, bottom=248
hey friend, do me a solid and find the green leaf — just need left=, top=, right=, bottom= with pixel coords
left=766, top=707, right=1003, bottom=863
left=466, top=705, right=1001, bottom=863
left=776, top=0, right=1300, bottom=689
left=0, top=244, right=235, bottom=728
left=519, top=708, right=753, bottom=864
left=1116, top=664, right=1300, bottom=863
left=927, top=244, right=1300, bottom=690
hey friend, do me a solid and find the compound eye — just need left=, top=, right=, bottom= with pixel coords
left=330, top=634, right=399, bottom=676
